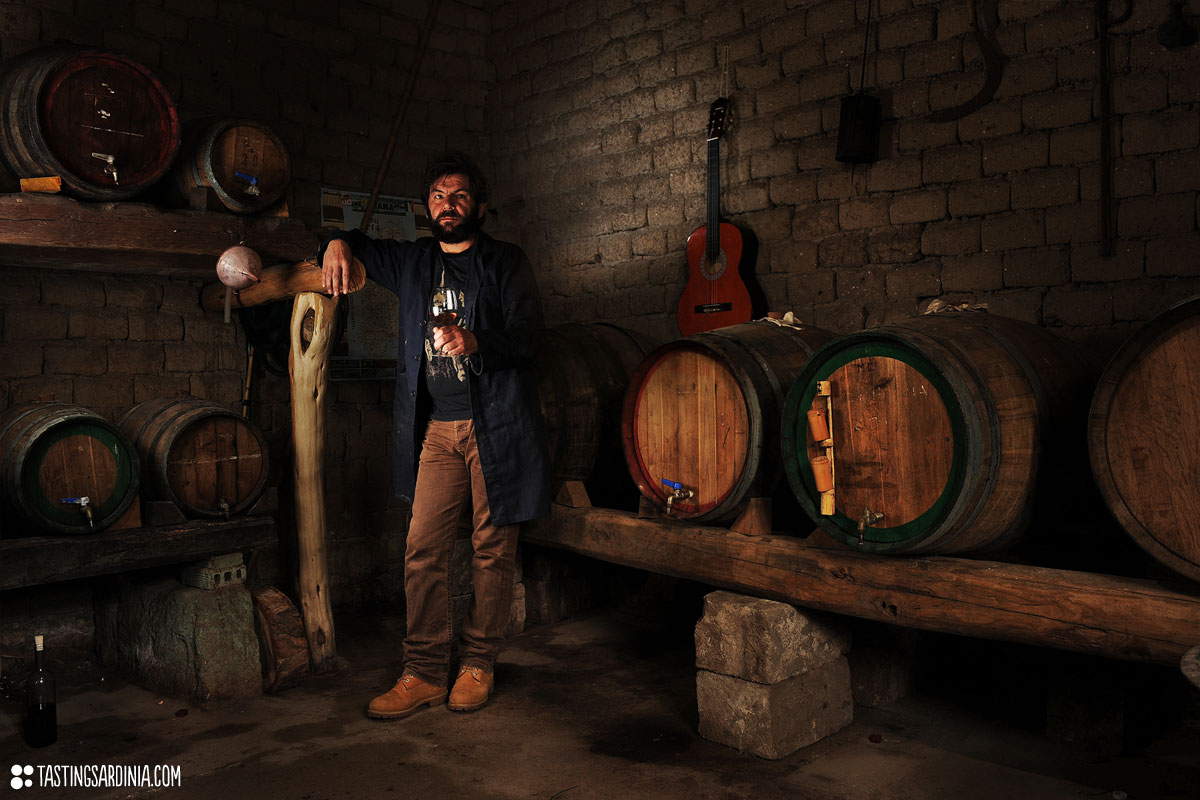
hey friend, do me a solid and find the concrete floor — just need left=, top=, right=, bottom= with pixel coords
left=3, top=601, right=1199, bottom=800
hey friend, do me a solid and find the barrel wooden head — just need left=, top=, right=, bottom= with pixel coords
left=0, top=45, right=180, bottom=201
left=171, top=117, right=291, bottom=214
left=118, top=396, right=269, bottom=518
left=783, top=312, right=1095, bottom=555
left=0, top=402, right=140, bottom=534
left=622, top=320, right=834, bottom=523
left=1089, top=295, right=1200, bottom=582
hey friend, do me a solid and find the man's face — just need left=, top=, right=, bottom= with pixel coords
left=428, top=173, right=485, bottom=244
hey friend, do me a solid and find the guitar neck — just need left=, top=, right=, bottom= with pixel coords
left=706, top=135, right=721, bottom=265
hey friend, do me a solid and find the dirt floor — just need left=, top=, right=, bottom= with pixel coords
left=2, top=594, right=1199, bottom=800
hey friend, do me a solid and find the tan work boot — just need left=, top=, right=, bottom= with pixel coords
left=448, top=665, right=493, bottom=712
left=367, top=672, right=448, bottom=719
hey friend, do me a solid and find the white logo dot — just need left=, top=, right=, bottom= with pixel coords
left=9, top=765, right=20, bottom=777
left=10, top=775, right=23, bottom=790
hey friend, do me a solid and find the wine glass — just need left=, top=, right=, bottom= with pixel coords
left=428, top=286, right=462, bottom=354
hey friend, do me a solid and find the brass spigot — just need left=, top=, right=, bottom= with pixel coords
left=858, top=507, right=884, bottom=545
left=61, top=496, right=94, bottom=528
left=661, top=479, right=694, bottom=516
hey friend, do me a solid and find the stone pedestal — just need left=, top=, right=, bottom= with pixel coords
left=95, top=575, right=261, bottom=705
left=694, top=591, right=854, bottom=759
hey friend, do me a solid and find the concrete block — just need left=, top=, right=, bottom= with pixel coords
left=694, top=591, right=852, bottom=684
left=696, top=657, right=854, bottom=760
left=95, top=576, right=261, bottom=705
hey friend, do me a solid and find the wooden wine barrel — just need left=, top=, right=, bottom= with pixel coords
left=782, top=312, right=1094, bottom=555
left=1088, top=296, right=1200, bottom=582
left=535, top=323, right=657, bottom=508
left=622, top=319, right=835, bottom=523
left=0, top=403, right=140, bottom=535
left=0, top=45, right=180, bottom=201
left=118, top=397, right=269, bottom=518
left=169, top=117, right=290, bottom=214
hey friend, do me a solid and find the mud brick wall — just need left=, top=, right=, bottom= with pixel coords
left=487, top=0, right=1200, bottom=357
left=2, top=0, right=1198, bottom=651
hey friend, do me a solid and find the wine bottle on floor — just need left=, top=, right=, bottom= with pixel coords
left=25, top=634, right=56, bottom=748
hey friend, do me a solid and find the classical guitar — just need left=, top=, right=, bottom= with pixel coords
left=676, top=97, right=753, bottom=336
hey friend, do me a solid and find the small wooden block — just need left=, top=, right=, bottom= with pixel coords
left=637, top=494, right=666, bottom=519
left=20, top=176, right=61, bottom=193
left=141, top=499, right=187, bottom=527
left=108, top=495, right=142, bottom=531
left=729, top=496, right=772, bottom=537
left=554, top=480, right=591, bottom=508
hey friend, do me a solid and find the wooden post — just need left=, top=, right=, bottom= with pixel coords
left=289, top=291, right=339, bottom=673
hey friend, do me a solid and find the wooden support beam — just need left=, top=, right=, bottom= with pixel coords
left=521, top=505, right=1200, bottom=666
left=0, top=516, right=276, bottom=591
left=200, top=257, right=367, bottom=311
left=289, top=291, right=338, bottom=673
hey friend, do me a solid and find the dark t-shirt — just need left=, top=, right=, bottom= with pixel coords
left=424, top=249, right=472, bottom=421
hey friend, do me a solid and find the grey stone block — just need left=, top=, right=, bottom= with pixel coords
left=95, top=576, right=261, bottom=705
left=694, top=591, right=852, bottom=683
left=696, top=656, right=855, bottom=760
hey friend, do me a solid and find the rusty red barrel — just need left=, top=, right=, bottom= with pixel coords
left=0, top=45, right=180, bottom=200
left=622, top=319, right=835, bottom=523
left=0, top=402, right=140, bottom=535
left=118, top=397, right=269, bottom=518
left=168, top=117, right=291, bottom=214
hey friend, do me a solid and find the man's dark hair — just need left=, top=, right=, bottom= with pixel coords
left=422, top=150, right=490, bottom=206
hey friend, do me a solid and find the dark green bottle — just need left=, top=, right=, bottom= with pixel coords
left=25, top=634, right=56, bottom=748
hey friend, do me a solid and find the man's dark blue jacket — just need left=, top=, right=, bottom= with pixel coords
left=322, top=228, right=551, bottom=526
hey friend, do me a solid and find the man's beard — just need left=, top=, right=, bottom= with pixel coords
left=431, top=210, right=483, bottom=244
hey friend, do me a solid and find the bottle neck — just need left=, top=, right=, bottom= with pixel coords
left=34, top=648, right=44, bottom=671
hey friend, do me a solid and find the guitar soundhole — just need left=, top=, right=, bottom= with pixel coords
left=701, top=250, right=727, bottom=280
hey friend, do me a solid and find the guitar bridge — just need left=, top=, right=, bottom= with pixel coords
left=693, top=302, right=734, bottom=314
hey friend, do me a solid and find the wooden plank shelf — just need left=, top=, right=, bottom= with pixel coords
left=521, top=504, right=1200, bottom=667
left=0, top=193, right=317, bottom=277
left=0, top=514, right=276, bottom=590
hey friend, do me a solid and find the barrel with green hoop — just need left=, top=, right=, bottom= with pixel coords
left=782, top=312, right=1093, bottom=555
left=0, top=402, right=140, bottom=535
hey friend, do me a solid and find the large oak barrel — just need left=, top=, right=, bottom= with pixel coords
left=168, top=117, right=291, bottom=214
left=1089, top=295, right=1200, bottom=582
left=535, top=323, right=657, bottom=509
left=118, top=397, right=269, bottom=518
left=0, top=45, right=180, bottom=201
left=622, top=319, right=835, bottom=523
left=782, top=312, right=1094, bottom=555
left=0, top=402, right=140, bottom=535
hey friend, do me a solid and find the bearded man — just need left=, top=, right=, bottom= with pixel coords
left=321, top=151, right=550, bottom=718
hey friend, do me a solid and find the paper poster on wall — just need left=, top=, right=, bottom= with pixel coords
left=320, top=188, right=431, bottom=381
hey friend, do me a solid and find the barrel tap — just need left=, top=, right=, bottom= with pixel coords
left=661, top=479, right=693, bottom=516
left=858, top=507, right=884, bottom=545
left=61, top=496, right=94, bottom=528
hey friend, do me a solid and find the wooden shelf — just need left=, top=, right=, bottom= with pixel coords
left=0, top=514, right=277, bottom=590
left=0, top=193, right=318, bottom=278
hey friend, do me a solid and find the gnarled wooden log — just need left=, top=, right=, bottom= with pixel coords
left=521, top=505, right=1200, bottom=666
left=289, top=291, right=338, bottom=673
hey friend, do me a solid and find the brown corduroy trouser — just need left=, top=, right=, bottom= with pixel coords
left=401, top=419, right=519, bottom=687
